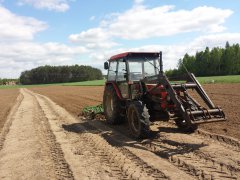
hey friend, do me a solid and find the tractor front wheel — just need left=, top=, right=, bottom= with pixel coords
left=127, top=101, right=150, bottom=139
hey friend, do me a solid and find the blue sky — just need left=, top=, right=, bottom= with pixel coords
left=0, top=0, right=240, bottom=78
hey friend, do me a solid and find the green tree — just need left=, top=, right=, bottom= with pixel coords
left=19, top=65, right=103, bottom=85
left=166, top=42, right=240, bottom=78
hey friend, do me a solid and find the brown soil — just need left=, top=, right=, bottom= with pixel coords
left=30, top=84, right=240, bottom=140
left=0, top=89, right=73, bottom=179
left=30, top=86, right=103, bottom=116
left=0, top=89, right=19, bottom=132
left=199, top=84, right=240, bottom=139
left=1, top=88, right=240, bottom=179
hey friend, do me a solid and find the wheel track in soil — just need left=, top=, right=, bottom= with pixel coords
left=142, top=137, right=239, bottom=180
left=33, top=89, right=171, bottom=179
left=32, top=88, right=240, bottom=180
left=78, top=121, right=196, bottom=180
left=143, top=122, right=240, bottom=179
left=77, top=119, right=240, bottom=180
left=31, top=93, right=74, bottom=179
left=195, top=129, right=240, bottom=152
left=0, top=89, right=74, bottom=179
left=2, top=88, right=239, bottom=180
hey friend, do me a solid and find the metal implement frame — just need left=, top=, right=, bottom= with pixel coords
left=155, top=73, right=226, bottom=125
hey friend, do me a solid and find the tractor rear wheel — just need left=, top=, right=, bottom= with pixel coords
left=174, top=118, right=198, bottom=132
left=127, top=101, right=150, bottom=139
left=103, top=85, right=124, bottom=124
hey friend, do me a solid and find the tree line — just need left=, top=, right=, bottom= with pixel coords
left=166, top=42, right=240, bottom=78
left=0, top=78, right=19, bottom=85
left=20, top=65, right=103, bottom=85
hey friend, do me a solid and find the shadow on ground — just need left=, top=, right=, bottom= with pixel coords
left=62, top=119, right=207, bottom=159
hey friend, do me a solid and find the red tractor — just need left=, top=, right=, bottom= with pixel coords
left=103, top=52, right=226, bottom=138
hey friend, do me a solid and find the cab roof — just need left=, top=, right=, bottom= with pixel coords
left=109, top=52, right=159, bottom=61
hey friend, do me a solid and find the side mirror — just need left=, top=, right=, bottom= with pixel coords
left=104, top=61, right=109, bottom=70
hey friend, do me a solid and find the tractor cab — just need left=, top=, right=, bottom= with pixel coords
left=103, top=52, right=226, bottom=138
left=104, top=52, right=163, bottom=99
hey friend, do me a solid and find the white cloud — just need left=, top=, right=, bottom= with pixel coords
left=0, top=5, right=90, bottom=78
left=108, top=5, right=233, bottom=39
left=190, top=33, right=240, bottom=49
left=69, top=5, right=233, bottom=50
left=69, top=28, right=119, bottom=49
left=67, top=4, right=236, bottom=73
left=70, top=28, right=109, bottom=44
left=0, top=42, right=88, bottom=78
left=0, top=6, right=47, bottom=41
left=88, top=33, right=240, bottom=73
left=17, top=0, right=70, bottom=12
left=0, top=3, right=237, bottom=78
left=133, top=0, right=144, bottom=5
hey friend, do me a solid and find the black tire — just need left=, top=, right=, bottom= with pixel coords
left=174, top=118, right=198, bottom=133
left=127, top=101, right=150, bottom=139
left=103, top=85, right=124, bottom=124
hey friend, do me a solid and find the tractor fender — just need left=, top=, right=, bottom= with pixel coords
left=105, top=82, right=124, bottom=100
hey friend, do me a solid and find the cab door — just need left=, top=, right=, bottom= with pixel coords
left=116, top=59, right=129, bottom=99
left=107, top=61, right=117, bottom=81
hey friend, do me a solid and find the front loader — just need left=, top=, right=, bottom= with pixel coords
left=102, top=51, right=226, bottom=138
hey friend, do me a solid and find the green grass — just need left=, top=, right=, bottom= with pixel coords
left=69, top=75, right=239, bottom=85
left=0, top=84, right=53, bottom=89
left=196, top=75, right=240, bottom=84
left=0, top=79, right=106, bottom=89
left=62, top=79, right=105, bottom=86
left=0, top=75, right=239, bottom=89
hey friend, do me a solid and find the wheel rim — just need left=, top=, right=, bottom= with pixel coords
left=129, top=108, right=140, bottom=133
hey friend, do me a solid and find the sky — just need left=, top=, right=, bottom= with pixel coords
left=0, top=0, right=240, bottom=78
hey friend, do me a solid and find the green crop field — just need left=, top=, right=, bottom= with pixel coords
left=0, top=80, right=106, bottom=89
left=0, top=75, right=239, bottom=89
left=0, top=83, right=56, bottom=89
left=62, top=79, right=105, bottom=86
left=196, top=75, right=240, bottom=84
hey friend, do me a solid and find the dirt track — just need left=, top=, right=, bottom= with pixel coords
left=0, top=88, right=240, bottom=179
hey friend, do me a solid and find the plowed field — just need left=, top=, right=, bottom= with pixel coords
left=0, top=88, right=19, bottom=132
left=30, top=84, right=240, bottom=139
left=31, top=86, right=103, bottom=116
left=199, top=84, right=240, bottom=139
left=0, top=88, right=240, bottom=179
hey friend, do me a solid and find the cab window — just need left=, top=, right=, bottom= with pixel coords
left=108, top=61, right=117, bottom=81
left=116, top=59, right=126, bottom=81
